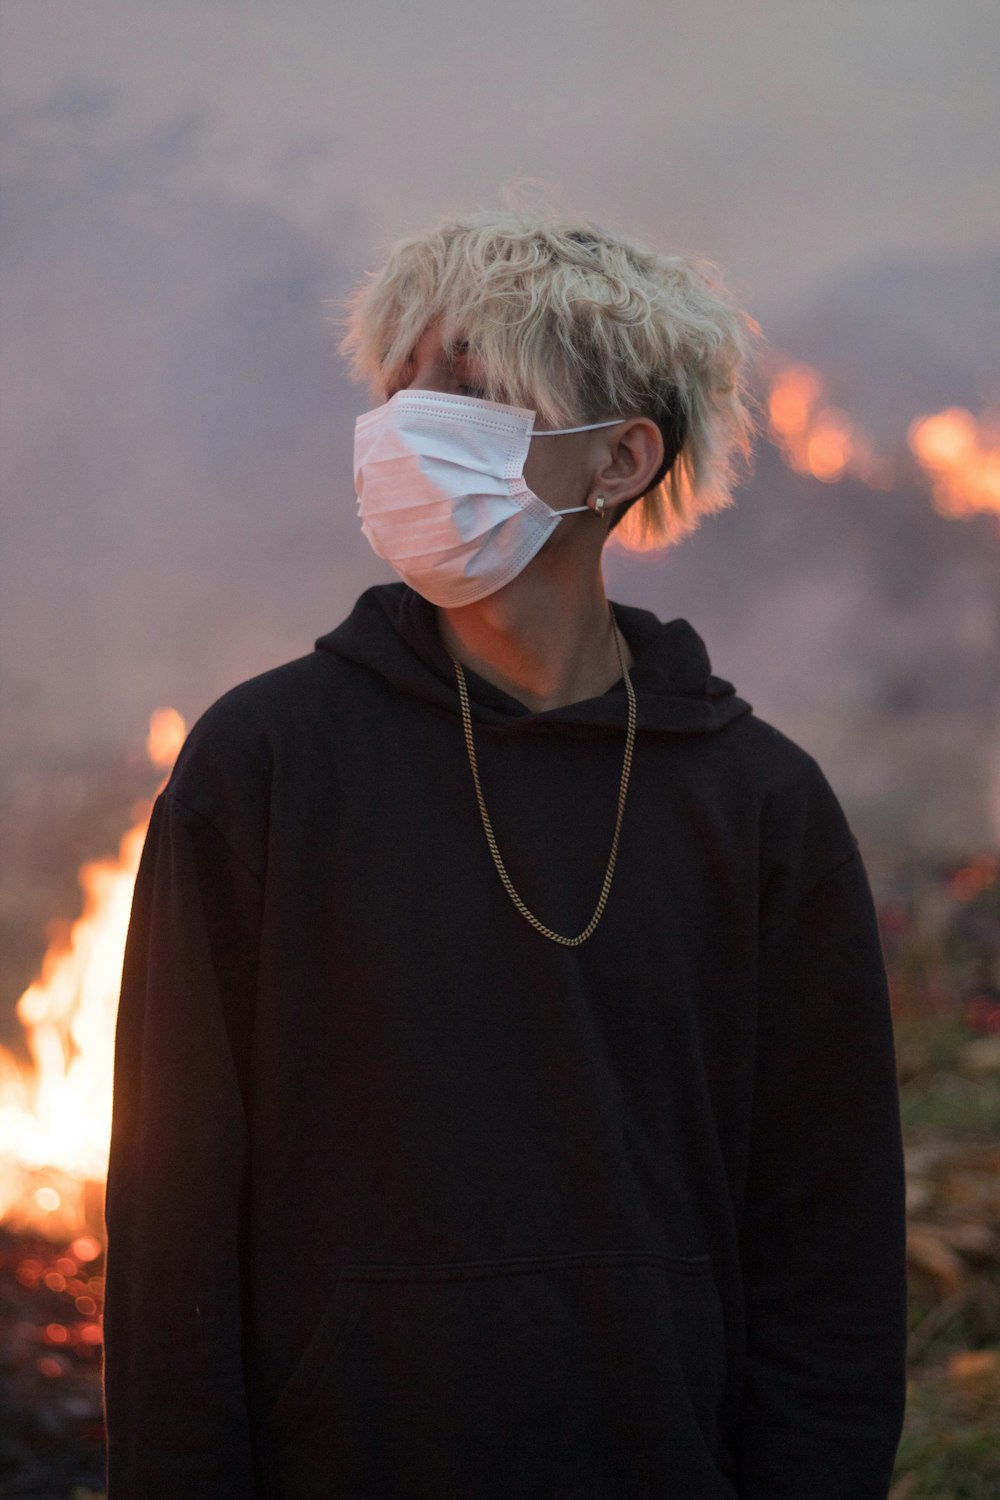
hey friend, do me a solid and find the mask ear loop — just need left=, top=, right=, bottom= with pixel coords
left=530, top=418, right=621, bottom=525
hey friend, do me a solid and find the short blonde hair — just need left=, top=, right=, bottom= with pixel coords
left=337, top=209, right=765, bottom=551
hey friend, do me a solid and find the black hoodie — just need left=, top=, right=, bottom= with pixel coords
left=102, top=581, right=908, bottom=1499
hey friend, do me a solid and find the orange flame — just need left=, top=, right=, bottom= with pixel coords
left=908, top=407, right=1000, bottom=518
left=765, top=361, right=895, bottom=490
left=0, top=710, right=184, bottom=1239
left=763, top=355, right=1000, bottom=525
left=146, top=705, right=186, bottom=768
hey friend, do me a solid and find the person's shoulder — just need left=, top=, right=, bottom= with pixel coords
left=172, top=651, right=318, bottom=766
left=160, top=650, right=327, bottom=841
left=729, top=710, right=861, bottom=928
left=726, top=709, right=846, bottom=810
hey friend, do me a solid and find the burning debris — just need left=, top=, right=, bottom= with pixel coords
left=0, top=1226, right=106, bottom=1497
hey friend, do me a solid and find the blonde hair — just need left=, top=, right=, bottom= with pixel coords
left=337, top=208, right=766, bottom=551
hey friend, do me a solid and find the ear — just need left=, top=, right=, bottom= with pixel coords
left=592, top=418, right=665, bottom=509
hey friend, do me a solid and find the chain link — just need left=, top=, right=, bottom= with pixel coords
left=450, top=601, right=636, bottom=946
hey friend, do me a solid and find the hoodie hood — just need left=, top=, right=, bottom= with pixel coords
left=315, top=582, right=752, bottom=737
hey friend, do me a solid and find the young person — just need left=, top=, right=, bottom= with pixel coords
left=102, top=210, right=908, bottom=1499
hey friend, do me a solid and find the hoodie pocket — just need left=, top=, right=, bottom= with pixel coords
left=263, top=1248, right=731, bottom=1499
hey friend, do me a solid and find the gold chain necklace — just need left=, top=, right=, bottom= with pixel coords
left=449, top=601, right=636, bottom=946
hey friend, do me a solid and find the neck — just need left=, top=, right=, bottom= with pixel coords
left=434, top=559, right=635, bottom=714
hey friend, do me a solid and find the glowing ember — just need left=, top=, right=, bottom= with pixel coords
left=908, top=407, right=1000, bottom=519
left=0, top=711, right=184, bottom=1239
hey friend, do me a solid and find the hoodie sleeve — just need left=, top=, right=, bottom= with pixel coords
left=102, top=788, right=262, bottom=1499
left=734, top=844, right=909, bottom=1499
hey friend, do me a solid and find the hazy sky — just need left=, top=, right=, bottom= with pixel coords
left=3, top=0, right=998, bottom=317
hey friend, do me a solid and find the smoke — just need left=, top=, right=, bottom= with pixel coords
left=758, top=248, right=1000, bottom=452
left=0, top=79, right=381, bottom=766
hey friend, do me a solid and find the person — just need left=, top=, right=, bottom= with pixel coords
left=101, top=209, right=909, bottom=1499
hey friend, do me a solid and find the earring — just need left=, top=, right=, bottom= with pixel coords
left=593, top=495, right=606, bottom=518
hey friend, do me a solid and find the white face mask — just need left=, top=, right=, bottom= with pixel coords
left=353, top=389, right=622, bottom=607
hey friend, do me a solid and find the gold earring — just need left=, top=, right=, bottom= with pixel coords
left=593, top=495, right=606, bottom=518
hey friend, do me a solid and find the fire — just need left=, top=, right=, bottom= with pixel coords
left=765, top=359, right=894, bottom=490
left=762, top=354, right=1000, bottom=524
left=146, top=705, right=186, bottom=768
left=908, top=406, right=1000, bottom=519
left=0, top=708, right=185, bottom=1240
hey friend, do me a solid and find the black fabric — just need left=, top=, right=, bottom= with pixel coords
left=102, top=580, right=908, bottom=1498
